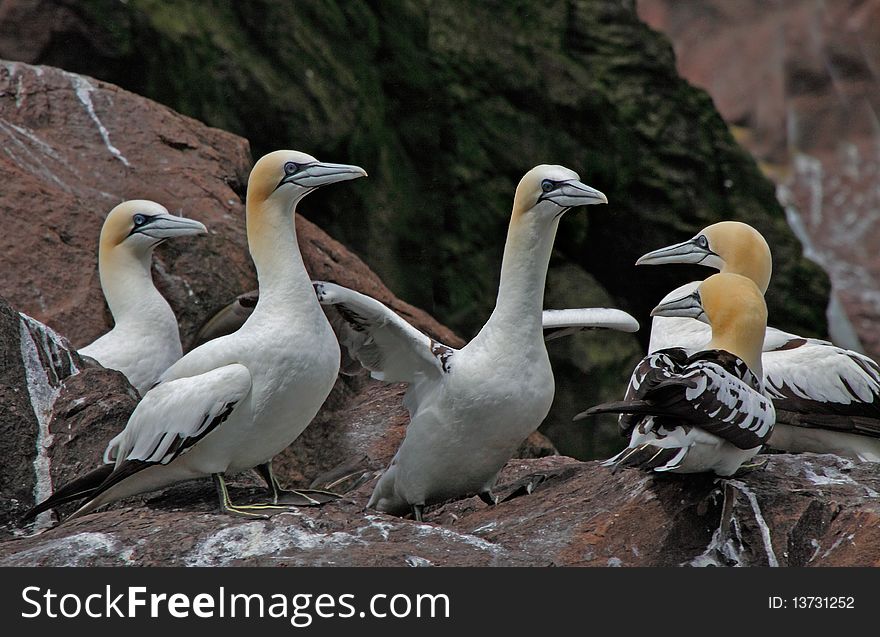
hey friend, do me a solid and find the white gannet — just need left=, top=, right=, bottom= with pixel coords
left=25, top=151, right=367, bottom=521
left=314, top=165, right=614, bottom=521
left=576, top=273, right=775, bottom=476
left=637, top=221, right=880, bottom=462
left=78, top=201, right=207, bottom=394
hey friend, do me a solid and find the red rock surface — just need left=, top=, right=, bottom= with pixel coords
left=638, top=0, right=880, bottom=357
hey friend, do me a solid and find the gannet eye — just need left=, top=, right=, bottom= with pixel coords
left=133, top=214, right=147, bottom=227
left=284, top=161, right=299, bottom=175
left=696, top=235, right=709, bottom=249
left=541, top=179, right=554, bottom=193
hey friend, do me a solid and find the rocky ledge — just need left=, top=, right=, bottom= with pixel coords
left=3, top=450, right=878, bottom=567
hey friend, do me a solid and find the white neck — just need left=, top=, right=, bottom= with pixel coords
left=247, top=195, right=321, bottom=320
left=99, top=246, right=176, bottom=329
left=479, top=215, right=558, bottom=343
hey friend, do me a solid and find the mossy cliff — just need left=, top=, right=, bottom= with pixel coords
left=0, top=0, right=829, bottom=457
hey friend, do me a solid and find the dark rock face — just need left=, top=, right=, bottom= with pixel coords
left=638, top=0, right=880, bottom=357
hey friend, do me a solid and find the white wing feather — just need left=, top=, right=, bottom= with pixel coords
left=762, top=330, right=880, bottom=405
left=314, top=282, right=450, bottom=384
left=542, top=308, right=639, bottom=341
left=104, top=363, right=252, bottom=466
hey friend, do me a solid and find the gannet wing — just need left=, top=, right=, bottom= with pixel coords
left=542, top=308, right=639, bottom=341
left=103, top=363, right=252, bottom=468
left=762, top=330, right=880, bottom=436
left=662, top=353, right=775, bottom=449
left=579, top=350, right=774, bottom=450
left=314, top=281, right=453, bottom=383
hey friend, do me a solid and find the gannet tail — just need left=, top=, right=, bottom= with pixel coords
left=22, top=464, right=114, bottom=522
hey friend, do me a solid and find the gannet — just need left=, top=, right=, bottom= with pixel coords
left=637, top=221, right=880, bottom=462
left=78, top=201, right=207, bottom=394
left=312, top=165, right=613, bottom=521
left=25, top=151, right=366, bottom=521
left=576, top=273, right=775, bottom=476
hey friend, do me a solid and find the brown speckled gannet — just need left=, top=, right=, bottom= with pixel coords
left=25, top=151, right=366, bottom=521
left=638, top=221, right=880, bottom=462
left=577, top=273, right=775, bottom=476
left=316, top=165, right=626, bottom=521
left=79, top=201, right=206, bottom=394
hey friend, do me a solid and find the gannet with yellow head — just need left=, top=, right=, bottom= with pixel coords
left=26, top=151, right=367, bottom=521
left=637, top=221, right=880, bottom=462
left=576, top=273, right=775, bottom=476
left=312, top=165, right=618, bottom=521
left=78, top=201, right=207, bottom=394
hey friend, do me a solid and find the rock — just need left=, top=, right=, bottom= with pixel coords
left=0, top=294, right=135, bottom=535
left=638, top=0, right=880, bottom=358
left=2, top=452, right=877, bottom=566
left=0, top=0, right=831, bottom=457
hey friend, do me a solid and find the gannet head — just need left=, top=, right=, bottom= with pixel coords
left=247, top=150, right=367, bottom=208
left=652, top=272, right=767, bottom=372
left=512, top=164, right=607, bottom=222
left=636, top=221, right=772, bottom=294
left=100, top=200, right=207, bottom=258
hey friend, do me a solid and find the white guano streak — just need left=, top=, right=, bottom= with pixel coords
left=19, top=320, right=59, bottom=530
left=17, top=314, right=79, bottom=530
left=70, top=74, right=130, bottom=167
left=728, top=480, right=779, bottom=567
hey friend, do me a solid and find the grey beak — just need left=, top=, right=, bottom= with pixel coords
left=650, top=289, right=707, bottom=324
left=636, top=236, right=719, bottom=267
left=290, top=162, right=368, bottom=188
left=543, top=179, right=608, bottom=208
left=137, top=214, right=207, bottom=239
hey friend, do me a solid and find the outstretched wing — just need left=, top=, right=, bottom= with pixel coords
left=541, top=308, right=639, bottom=341
left=762, top=329, right=880, bottom=437
left=314, top=281, right=454, bottom=383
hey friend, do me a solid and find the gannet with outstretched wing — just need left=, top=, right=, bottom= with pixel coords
left=638, top=221, right=880, bottom=462
left=316, top=165, right=622, bottom=520
left=25, top=151, right=366, bottom=521
left=576, top=273, right=775, bottom=476
left=79, top=201, right=206, bottom=394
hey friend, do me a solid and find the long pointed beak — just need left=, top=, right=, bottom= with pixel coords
left=636, top=237, right=716, bottom=267
left=137, top=214, right=207, bottom=239
left=650, top=289, right=708, bottom=323
left=544, top=179, right=608, bottom=208
left=636, top=237, right=724, bottom=270
left=292, top=162, right=368, bottom=188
